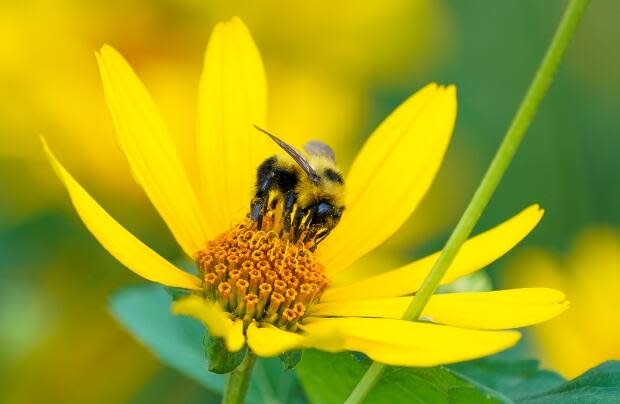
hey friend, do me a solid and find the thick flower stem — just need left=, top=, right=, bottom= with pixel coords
left=222, top=351, right=257, bottom=404
left=344, top=0, right=590, bottom=403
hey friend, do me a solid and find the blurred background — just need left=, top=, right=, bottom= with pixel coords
left=0, top=0, right=617, bottom=402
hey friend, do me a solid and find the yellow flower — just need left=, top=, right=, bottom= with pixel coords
left=44, top=17, right=567, bottom=367
left=505, top=227, right=619, bottom=378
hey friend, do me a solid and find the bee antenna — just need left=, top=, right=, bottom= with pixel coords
left=253, top=124, right=274, bottom=138
left=253, top=124, right=320, bottom=183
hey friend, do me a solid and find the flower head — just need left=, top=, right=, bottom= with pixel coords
left=44, top=17, right=568, bottom=367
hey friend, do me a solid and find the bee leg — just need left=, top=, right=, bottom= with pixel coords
left=282, top=191, right=297, bottom=237
left=292, top=208, right=308, bottom=242
left=250, top=172, right=276, bottom=230
left=303, top=224, right=321, bottom=243
left=250, top=197, right=264, bottom=229
left=311, top=228, right=331, bottom=250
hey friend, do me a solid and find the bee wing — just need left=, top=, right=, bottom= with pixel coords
left=303, top=140, right=336, bottom=163
left=253, top=125, right=320, bottom=183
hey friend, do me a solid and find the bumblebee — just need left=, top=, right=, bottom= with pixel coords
left=250, top=126, right=345, bottom=247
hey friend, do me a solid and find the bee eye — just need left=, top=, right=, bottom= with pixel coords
left=316, top=202, right=332, bottom=216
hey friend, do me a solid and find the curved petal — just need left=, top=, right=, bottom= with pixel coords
left=228, top=319, right=246, bottom=352
left=43, top=138, right=202, bottom=290
left=319, top=84, right=457, bottom=273
left=97, top=45, right=208, bottom=257
left=311, top=288, right=568, bottom=330
left=246, top=322, right=347, bottom=357
left=198, top=17, right=271, bottom=236
left=322, top=205, right=544, bottom=301
left=246, top=323, right=304, bottom=357
left=172, top=295, right=244, bottom=352
left=423, top=288, right=568, bottom=329
left=302, top=317, right=520, bottom=367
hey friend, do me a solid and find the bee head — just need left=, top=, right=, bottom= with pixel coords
left=312, top=201, right=344, bottom=230
left=254, top=125, right=321, bottom=183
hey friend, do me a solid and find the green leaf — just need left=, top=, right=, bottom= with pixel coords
left=110, top=284, right=306, bottom=404
left=450, top=357, right=565, bottom=399
left=254, top=357, right=308, bottom=404
left=296, top=350, right=507, bottom=404
left=517, top=361, right=620, bottom=404
left=297, top=349, right=620, bottom=404
left=109, top=284, right=225, bottom=393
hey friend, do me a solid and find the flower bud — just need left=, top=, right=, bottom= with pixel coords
left=279, top=349, right=303, bottom=370
left=204, top=335, right=246, bottom=374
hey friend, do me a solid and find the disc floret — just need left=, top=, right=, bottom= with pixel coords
left=196, top=220, right=328, bottom=332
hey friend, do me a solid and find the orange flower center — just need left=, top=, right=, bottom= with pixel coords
left=196, top=219, right=328, bottom=331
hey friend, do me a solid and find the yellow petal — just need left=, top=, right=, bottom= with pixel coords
left=424, top=288, right=568, bottom=329
left=319, top=84, right=457, bottom=273
left=97, top=45, right=208, bottom=257
left=227, top=319, right=246, bottom=352
left=172, top=295, right=245, bottom=352
left=246, top=323, right=305, bottom=357
left=172, top=296, right=230, bottom=336
left=303, top=317, right=520, bottom=367
left=322, top=205, right=543, bottom=302
left=246, top=322, right=347, bottom=357
left=312, top=288, right=568, bottom=330
left=42, top=138, right=202, bottom=290
left=197, top=17, right=271, bottom=236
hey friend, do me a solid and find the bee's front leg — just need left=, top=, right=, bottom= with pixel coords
left=311, top=227, right=332, bottom=250
left=293, top=206, right=314, bottom=243
left=250, top=173, right=275, bottom=230
left=303, top=224, right=322, bottom=243
left=250, top=197, right=266, bottom=229
left=282, top=191, right=297, bottom=237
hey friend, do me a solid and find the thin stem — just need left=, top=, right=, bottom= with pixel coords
left=222, top=351, right=257, bottom=404
left=344, top=1, right=589, bottom=403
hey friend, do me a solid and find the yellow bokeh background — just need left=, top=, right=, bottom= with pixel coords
left=1, top=0, right=619, bottom=401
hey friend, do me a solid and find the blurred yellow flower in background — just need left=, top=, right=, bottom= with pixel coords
left=0, top=0, right=195, bottom=224
left=0, top=0, right=449, bottom=225
left=174, top=0, right=450, bottom=86
left=505, top=227, right=620, bottom=378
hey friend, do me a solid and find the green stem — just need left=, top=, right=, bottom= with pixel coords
left=222, top=351, right=257, bottom=404
left=344, top=1, right=589, bottom=403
